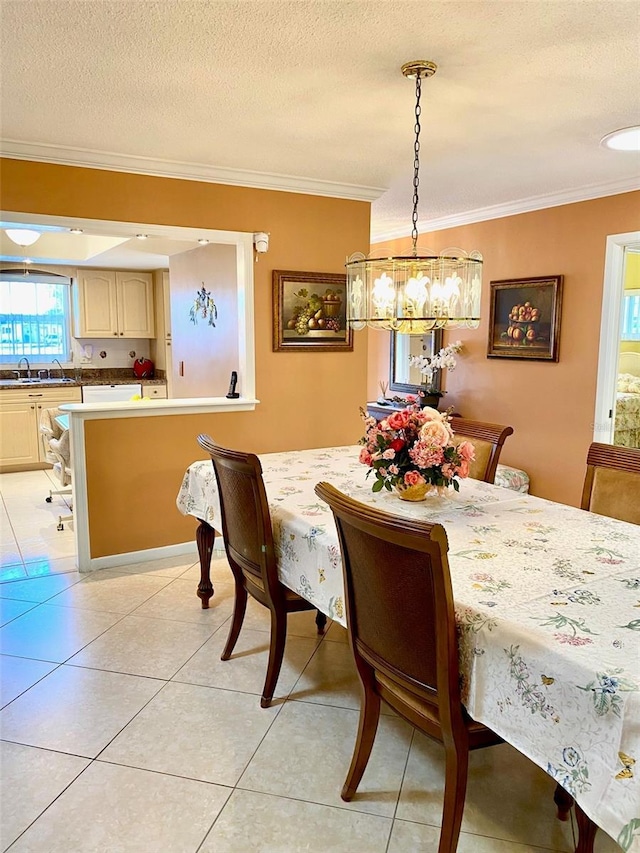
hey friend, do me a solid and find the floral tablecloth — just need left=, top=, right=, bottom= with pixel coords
left=177, top=446, right=640, bottom=851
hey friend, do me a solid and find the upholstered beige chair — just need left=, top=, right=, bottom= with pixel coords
left=449, top=417, right=514, bottom=483
left=580, top=442, right=640, bottom=525
left=40, top=407, right=73, bottom=530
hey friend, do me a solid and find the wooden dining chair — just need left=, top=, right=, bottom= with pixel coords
left=449, top=417, right=514, bottom=484
left=580, top=441, right=640, bottom=525
left=315, top=481, right=502, bottom=853
left=197, top=435, right=326, bottom=708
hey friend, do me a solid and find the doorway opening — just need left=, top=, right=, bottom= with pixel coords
left=594, top=231, right=640, bottom=447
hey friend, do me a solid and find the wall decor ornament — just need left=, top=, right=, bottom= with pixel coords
left=487, top=275, right=564, bottom=361
left=189, top=283, right=218, bottom=327
left=272, top=270, right=353, bottom=352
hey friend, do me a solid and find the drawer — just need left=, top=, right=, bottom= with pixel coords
left=0, top=387, right=82, bottom=404
left=143, top=385, right=167, bottom=399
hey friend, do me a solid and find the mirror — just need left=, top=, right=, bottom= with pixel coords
left=389, top=330, right=443, bottom=394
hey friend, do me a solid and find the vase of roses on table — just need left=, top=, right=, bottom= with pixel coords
left=359, top=404, right=475, bottom=501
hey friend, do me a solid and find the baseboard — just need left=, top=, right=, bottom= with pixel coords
left=83, top=540, right=199, bottom=572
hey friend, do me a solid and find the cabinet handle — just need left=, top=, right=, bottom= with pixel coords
left=179, top=360, right=184, bottom=377
left=113, top=332, right=118, bottom=336
left=30, top=405, right=35, bottom=410
left=28, top=393, right=44, bottom=397
left=167, top=342, right=171, bottom=347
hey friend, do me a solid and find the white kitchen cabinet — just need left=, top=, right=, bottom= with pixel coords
left=142, top=384, right=167, bottom=399
left=151, top=269, right=172, bottom=395
left=74, top=270, right=155, bottom=338
left=0, top=387, right=82, bottom=469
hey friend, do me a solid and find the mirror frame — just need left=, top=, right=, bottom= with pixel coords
left=389, top=330, right=444, bottom=394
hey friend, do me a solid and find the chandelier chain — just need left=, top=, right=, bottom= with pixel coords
left=411, top=74, right=422, bottom=254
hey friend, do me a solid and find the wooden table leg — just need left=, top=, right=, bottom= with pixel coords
left=196, top=519, right=215, bottom=609
left=553, top=782, right=573, bottom=821
left=552, top=784, right=597, bottom=853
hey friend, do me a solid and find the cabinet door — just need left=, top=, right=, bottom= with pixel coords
left=74, top=270, right=118, bottom=337
left=151, top=271, right=170, bottom=371
left=116, top=272, right=155, bottom=338
left=0, top=402, right=40, bottom=466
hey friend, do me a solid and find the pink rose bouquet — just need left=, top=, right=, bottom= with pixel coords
left=359, top=405, right=475, bottom=494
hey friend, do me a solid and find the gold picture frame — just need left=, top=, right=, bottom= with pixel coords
left=487, top=275, right=563, bottom=361
left=272, top=270, right=353, bottom=352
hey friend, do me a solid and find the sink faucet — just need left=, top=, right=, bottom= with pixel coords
left=17, top=357, right=31, bottom=379
left=52, top=358, right=66, bottom=379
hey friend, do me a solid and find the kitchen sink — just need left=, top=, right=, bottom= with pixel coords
left=2, top=377, right=77, bottom=386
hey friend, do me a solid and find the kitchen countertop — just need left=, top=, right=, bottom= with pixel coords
left=0, top=377, right=166, bottom=391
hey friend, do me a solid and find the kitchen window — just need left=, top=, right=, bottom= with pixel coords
left=0, top=269, right=71, bottom=363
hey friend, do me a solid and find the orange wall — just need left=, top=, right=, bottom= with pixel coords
left=1, top=158, right=371, bottom=556
left=1, top=159, right=371, bottom=450
left=369, top=192, right=640, bottom=505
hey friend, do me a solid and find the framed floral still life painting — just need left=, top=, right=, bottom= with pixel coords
left=487, top=275, right=563, bottom=361
left=272, top=270, right=352, bottom=352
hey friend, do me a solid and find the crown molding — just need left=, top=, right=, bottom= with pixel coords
left=372, top=177, right=640, bottom=243
left=0, top=139, right=386, bottom=203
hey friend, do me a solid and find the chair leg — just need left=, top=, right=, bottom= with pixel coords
left=315, top=609, right=327, bottom=634
left=575, top=803, right=598, bottom=853
left=261, top=608, right=287, bottom=708
left=438, top=740, right=469, bottom=853
left=341, top=674, right=381, bottom=801
left=221, top=582, right=248, bottom=661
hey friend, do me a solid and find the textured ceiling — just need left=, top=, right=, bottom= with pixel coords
left=1, top=0, right=639, bottom=240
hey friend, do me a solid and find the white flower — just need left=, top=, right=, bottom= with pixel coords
left=409, top=341, right=463, bottom=378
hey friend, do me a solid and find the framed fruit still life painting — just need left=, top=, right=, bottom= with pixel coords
left=272, top=270, right=353, bottom=352
left=487, top=275, right=563, bottom=361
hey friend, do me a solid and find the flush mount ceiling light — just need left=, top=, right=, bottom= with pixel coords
left=69, top=228, right=84, bottom=235
left=136, top=233, right=149, bottom=240
left=346, top=61, right=482, bottom=333
left=197, top=238, right=210, bottom=245
left=600, top=125, right=640, bottom=152
left=4, top=228, right=42, bottom=247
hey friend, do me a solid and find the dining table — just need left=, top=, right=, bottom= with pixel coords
left=176, top=444, right=640, bottom=852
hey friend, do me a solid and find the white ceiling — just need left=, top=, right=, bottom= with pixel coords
left=0, top=215, right=243, bottom=270
left=1, top=0, right=639, bottom=242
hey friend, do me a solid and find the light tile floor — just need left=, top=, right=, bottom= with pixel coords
left=0, top=470, right=621, bottom=852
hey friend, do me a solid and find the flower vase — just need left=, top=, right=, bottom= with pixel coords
left=419, top=389, right=442, bottom=410
left=395, top=483, right=449, bottom=502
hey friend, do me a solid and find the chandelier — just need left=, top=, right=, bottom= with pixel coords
left=346, top=61, right=482, bottom=333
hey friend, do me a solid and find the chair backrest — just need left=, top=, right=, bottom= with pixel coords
left=39, top=406, right=64, bottom=465
left=197, top=435, right=281, bottom=597
left=581, top=442, right=640, bottom=525
left=40, top=407, right=71, bottom=485
left=449, top=417, right=514, bottom=483
left=315, top=481, right=463, bottom=720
